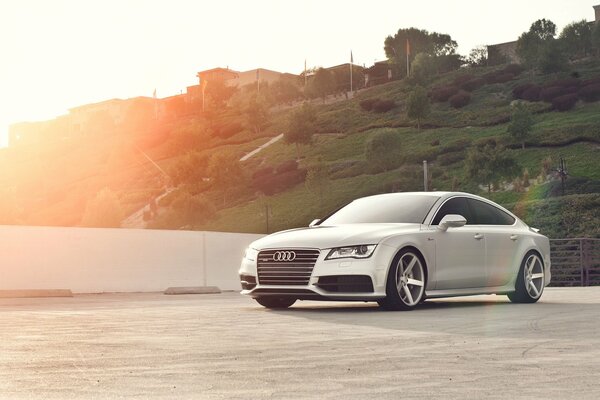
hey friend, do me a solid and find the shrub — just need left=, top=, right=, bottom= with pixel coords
left=449, top=91, right=471, bottom=108
left=359, top=98, right=377, bottom=111
left=522, top=86, right=542, bottom=102
left=513, top=83, right=538, bottom=99
left=254, top=168, right=307, bottom=196
left=453, top=74, right=474, bottom=86
left=582, top=76, right=600, bottom=86
left=540, top=86, right=566, bottom=102
left=365, top=131, right=403, bottom=172
left=430, top=139, right=440, bottom=146
left=430, top=86, right=459, bottom=102
left=213, top=121, right=244, bottom=139
left=545, top=77, right=581, bottom=89
left=372, top=99, right=396, bottom=113
left=275, top=159, right=298, bottom=174
left=552, top=94, right=578, bottom=111
left=437, top=152, right=464, bottom=166
left=461, top=78, right=485, bottom=92
left=441, top=138, right=471, bottom=154
left=578, top=84, right=600, bottom=102
left=502, top=64, right=525, bottom=75
left=252, top=167, right=274, bottom=180
left=494, top=73, right=515, bottom=83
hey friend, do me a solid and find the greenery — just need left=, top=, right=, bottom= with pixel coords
left=365, top=130, right=404, bottom=172
left=406, top=85, right=430, bottom=129
left=284, top=102, right=317, bottom=158
left=507, top=102, right=534, bottom=149
left=465, top=141, right=520, bottom=193
left=81, top=188, right=124, bottom=228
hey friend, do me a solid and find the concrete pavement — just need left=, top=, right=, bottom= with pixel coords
left=0, top=288, right=599, bottom=399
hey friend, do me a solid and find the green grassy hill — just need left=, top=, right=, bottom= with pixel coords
left=1, top=60, right=599, bottom=238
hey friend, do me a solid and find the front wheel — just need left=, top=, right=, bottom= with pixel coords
left=508, top=252, right=545, bottom=304
left=379, top=249, right=426, bottom=311
left=255, top=297, right=296, bottom=309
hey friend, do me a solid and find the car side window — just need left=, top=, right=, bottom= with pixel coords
left=431, top=197, right=473, bottom=225
left=467, top=199, right=515, bottom=225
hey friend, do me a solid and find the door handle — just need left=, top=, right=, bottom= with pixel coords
left=510, top=235, right=518, bottom=241
left=473, top=233, right=484, bottom=240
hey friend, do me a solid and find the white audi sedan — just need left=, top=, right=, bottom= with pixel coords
left=239, top=192, right=551, bottom=311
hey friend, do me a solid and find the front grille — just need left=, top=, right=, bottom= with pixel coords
left=257, top=249, right=320, bottom=285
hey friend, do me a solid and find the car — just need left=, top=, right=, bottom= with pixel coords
left=239, top=192, right=551, bottom=311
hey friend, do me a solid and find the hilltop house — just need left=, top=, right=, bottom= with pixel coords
left=488, top=4, right=600, bottom=65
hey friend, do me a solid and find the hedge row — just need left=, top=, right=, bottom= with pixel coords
left=512, top=75, right=600, bottom=111
left=359, top=98, right=396, bottom=113
left=252, top=160, right=307, bottom=195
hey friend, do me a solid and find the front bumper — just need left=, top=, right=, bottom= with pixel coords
left=239, top=244, right=397, bottom=300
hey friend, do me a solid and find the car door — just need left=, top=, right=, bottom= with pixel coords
left=431, top=197, right=487, bottom=289
left=467, top=198, right=519, bottom=287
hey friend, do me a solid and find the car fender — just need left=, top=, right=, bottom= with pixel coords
left=379, top=232, right=435, bottom=290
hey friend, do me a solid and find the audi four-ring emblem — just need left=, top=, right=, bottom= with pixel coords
left=273, top=251, right=296, bottom=262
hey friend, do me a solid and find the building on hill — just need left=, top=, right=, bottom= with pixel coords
left=196, top=67, right=239, bottom=86
left=488, top=4, right=600, bottom=65
left=365, top=61, right=399, bottom=87
left=196, top=66, right=294, bottom=89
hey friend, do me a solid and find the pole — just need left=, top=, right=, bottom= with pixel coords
left=350, top=62, right=353, bottom=93
left=423, top=160, right=428, bottom=191
left=265, top=204, right=270, bottom=233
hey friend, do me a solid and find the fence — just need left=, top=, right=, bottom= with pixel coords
left=549, top=238, right=600, bottom=286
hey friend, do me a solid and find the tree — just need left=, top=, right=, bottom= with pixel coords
left=365, top=131, right=404, bottom=172
left=208, top=152, right=244, bottom=205
left=507, top=102, right=534, bottom=149
left=466, top=46, right=488, bottom=67
left=245, top=95, right=269, bottom=134
left=205, top=79, right=237, bottom=108
left=270, top=76, right=302, bottom=105
left=305, top=159, right=329, bottom=205
left=410, top=53, right=435, bottom=84
left=406, top=85, right=430, bottom=130
left=170, top=193, right=216, bottom=228
left=384, top=28, right=458, bottom=76
left=81, top=188, right=124, bottom=228
left=560, top=20, right=593, bottom=59
left=307, top=68, right=335, bottom=101
left=538, top=39, right=569, bottom=74
left=516, top=19, right=557, bottom=70
left=465, top=141, right=520, bottom=193
left=284, top=102, right=317, bottom=159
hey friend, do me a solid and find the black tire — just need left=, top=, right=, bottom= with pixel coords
left=378, top=248, right=427, bottom=311
left=508, top=251, right=545, bottom=304
left=255, top=297, right=296, bottom=309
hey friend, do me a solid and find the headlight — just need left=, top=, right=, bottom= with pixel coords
left=244, top=247, right=259, bottom=261
left=326, top=245, right=377, bottom=260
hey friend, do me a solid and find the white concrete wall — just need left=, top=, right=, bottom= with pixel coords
left=0, top=226, right=264, bottom=293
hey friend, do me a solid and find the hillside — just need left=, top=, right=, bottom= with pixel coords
left=1, top=60, right=599, bottom=238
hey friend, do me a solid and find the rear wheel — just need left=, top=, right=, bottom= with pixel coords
left=255, top=297, right=296, bottom=309
left=379, top=249, right=426, bottom=311
left=508, top=252, right=545, bottom=304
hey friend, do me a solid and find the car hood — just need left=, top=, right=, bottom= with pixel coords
left=250, top=223, right=422, bottom=250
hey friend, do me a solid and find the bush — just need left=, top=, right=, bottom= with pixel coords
left=540, top=86, right=576, bottom=102
left=254, top=168, right=307, bottom=196
left=359, top=98, right=377, bottom=111
left=372, top=99, right=396, bottom=113
left=430, top=86, right=459, bottom=102
left=365, top=131, right=403, bottom=172
left=453, top=74, right=474, bottom=86
left=578, top=84, right=600, bottom=102
left=252, top=166, right=274, bottom=180
left=461, top=78, right=485, bottom=92
left=513, top=83, right=538, bottom=99
left=449, top=91, right=471, bottom=108
left=484, top=71, right=514, bottom=84
left=494, top=73, right=515, bottom=83
left=213, top=121, right=244, bottom=139
left=522, top=86, right=542, bottom=102
left=275, top=159, right=298, bottom=174
left=545, top=78, right=581, bottom=89
left=437, top=152, right=464, bottom=166
left=502, top=64, right=525, bottom=75
left=441, top=138, right=471, bottom=154
left=552, top=94, right=578, bottom=111
left=430, top=139, right=440, bottom=146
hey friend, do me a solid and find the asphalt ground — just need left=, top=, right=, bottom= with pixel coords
left=1, top=288, right=599, bottom=399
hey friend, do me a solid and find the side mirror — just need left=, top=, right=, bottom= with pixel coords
left=309, top=219, right=321, bottom=227
left=438, top=214, right=467, bottom=232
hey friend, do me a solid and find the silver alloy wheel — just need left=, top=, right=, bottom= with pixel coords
left=395, top=252, right=425, bottom=306
left=524, top=254, right=544, bottom=299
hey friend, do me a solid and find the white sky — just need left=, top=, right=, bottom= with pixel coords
left=0, top=0, right=597, bottom=146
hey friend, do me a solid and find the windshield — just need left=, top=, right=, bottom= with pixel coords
left=320, top=194, right=440, bottom=225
